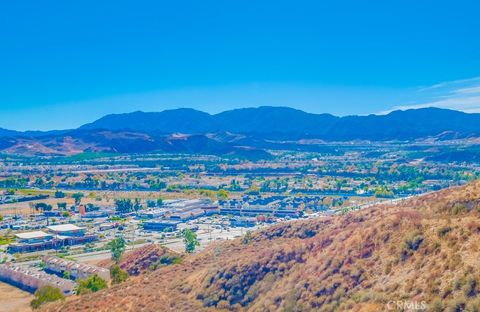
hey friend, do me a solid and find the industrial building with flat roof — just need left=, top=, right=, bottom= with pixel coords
left=8, top=224, right=97, bottom=254
left=219, top=207, right=300, bottom=218
left=143, top=220, right=180, bottom=231
left=15, top=231, right=53, bottom=243
left=47, top=224, right=86, bottom=236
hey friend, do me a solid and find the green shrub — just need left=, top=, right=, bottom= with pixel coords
left=110, top=265, right=129, bottom=285
left=452, top=203, right=467, bottom=215
left=30, top=286, right=64, bottom=309
left=159, top=254, right=183, bottom=266
left=63, top=271, right=70, bottom=279
left=242, top=231, right=252, bottom=245
left=76, top=275, right=108, bottom=295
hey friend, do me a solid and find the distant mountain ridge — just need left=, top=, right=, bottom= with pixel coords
left=80, top=106, right=480, bottom=141
left=1, top=107, right=480, bottom=157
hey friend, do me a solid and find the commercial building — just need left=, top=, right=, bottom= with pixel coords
left=15, top=231, right=53, bottom=244
left=47, top=224, right=86, bottom=236
left=230, top=217, right=257, bottom=227
left=9, top=231, right=56, bottom=253
left=169, top=208, right=206, bottom=221
left=99, top=222, right=118, bottom=231
left=219, top=207, right=300, bottom=218
left=137, top=209, right=166, bottom=219
left=143, top=220, right=180, bottom=232
left=8, top=224, right=97, bottom=253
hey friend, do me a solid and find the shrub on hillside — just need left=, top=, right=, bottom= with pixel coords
left=400, top=231, right=424, bottom=261
left=159, top=254, right=183, bottom=265
left=242, top=231, right=252, bottom=245
left=438, top=226, right=452, bottom=237
left=463, top=277, right=477, bottom=297
left=452, top=203, right=468, bottom=215
left=111, top=265, right=129, bottom=285
left=30, top=286, right=64, bottom=309
left=76, top=275, right=108, bottom=295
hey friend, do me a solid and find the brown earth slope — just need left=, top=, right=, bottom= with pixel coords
left=44, top=181, right=480, bottom=311
left=97, top=244, right=178, bottom=276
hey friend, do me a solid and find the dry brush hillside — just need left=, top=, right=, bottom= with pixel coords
left=44, top=181, right=480, bottom=312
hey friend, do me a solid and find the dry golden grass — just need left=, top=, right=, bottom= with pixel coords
left=43, top=181, right=480, bottom=311
left=97, top=244, right=178, bottom=276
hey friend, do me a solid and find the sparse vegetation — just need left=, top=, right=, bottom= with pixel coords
left=110, top=265, right=129, bottom=285
left=76, top=275, right=108, bottom=295
left=30, top=286, right=64, bottom=309
left=72, top=192, right=84, bottom=205
left=400, top=231, right=425, bottom=260
left=242, top=230, right=252, bottom=245
left=438, top=226, right=452, bottom=237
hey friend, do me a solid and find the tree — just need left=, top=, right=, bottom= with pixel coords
left=35, top=203, right=52, bottom=212
left=242, top=231, right=252, bottom=245
left=30, top=286, right=64, bottom=309
left=57, top=202, right=67, bottom=210
left=182, top=229, right=200, bottom=253
left=133, top=198, right=142, bottom=212
left=63, top=271, right=71, bottom=279
left=54, top=190, right=65, bottom=198
left=76, top=275, right=107, bottom=295
left=107, top=237, right=126, bottom=263
left=156, top=197, right=163, bottom=207
left=72, top=192, right=84, bottom=206
left=217, top=189, right=229, bottom=200
left=114, top=198, right=133, bottom=214
left=110, top=264, right=129, bottom=285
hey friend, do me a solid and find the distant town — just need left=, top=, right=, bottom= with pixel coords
left=0, top=139, right=478, bottom=306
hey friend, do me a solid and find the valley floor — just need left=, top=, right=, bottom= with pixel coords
left=0, top=281, right=33, bottom=312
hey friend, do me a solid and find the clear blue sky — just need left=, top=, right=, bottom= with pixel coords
left=1, top=0, right=479, bottom=130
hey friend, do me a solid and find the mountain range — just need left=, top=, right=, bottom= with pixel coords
left=1, top=106, right=480, bottom=157
left=80, top=106, right=480, bottom=140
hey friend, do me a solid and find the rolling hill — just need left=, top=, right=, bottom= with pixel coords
left=44, top=181, right=480, bottom=311
left=0, top=130, right=272, bottom=159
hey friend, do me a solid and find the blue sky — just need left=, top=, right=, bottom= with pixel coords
left=1, top=1, right=479, bottom=130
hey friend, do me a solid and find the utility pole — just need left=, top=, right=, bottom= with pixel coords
left=208, top=222, right=212, bottom=241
